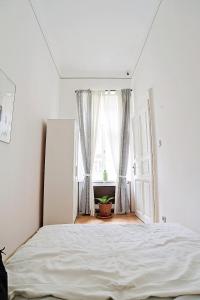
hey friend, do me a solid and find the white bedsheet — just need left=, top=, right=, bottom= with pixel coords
left=6, top=223, right=200, bottom=300
left=13, top=297, right=200, bottom=300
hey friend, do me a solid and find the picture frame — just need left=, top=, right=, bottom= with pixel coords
left=0, top=68, right=16, bottom=144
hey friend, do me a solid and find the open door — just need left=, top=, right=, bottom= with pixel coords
left=132, top=95, right=156, bottom=223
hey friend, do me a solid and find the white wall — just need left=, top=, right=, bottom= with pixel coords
left=59, top=79, right=131, bottom=118
left=133, top=0, right=200, bottom=231
left=0, top=0, right=59, bottom=257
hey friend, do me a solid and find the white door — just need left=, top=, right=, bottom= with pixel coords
left=132, top=97, right=155, bottom=223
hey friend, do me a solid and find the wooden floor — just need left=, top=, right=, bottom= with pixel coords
left=75, top=213, right=143, bottom=224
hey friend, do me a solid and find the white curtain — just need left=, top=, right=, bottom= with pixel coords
left=90, top=91, right=101, bottom=215
left=101, top=91, right=122, bottom=209
left=115, top=89, right=131, bottom=214
left=76, top=90, right=92, bottom=214
left=102, top=91, right=122, bottom=176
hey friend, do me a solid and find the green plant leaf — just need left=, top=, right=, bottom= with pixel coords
left=95, top=195, right=113, bottom=204
left=108, top=197, right=114, bottom=201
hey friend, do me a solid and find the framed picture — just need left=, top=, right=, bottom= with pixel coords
left=0, top=69, right=16, bottom=143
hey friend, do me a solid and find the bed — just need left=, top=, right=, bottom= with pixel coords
left=6, top=223, right=200, bottom=300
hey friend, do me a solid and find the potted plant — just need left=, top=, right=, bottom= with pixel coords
left=96, top=195, right=114, bottom=218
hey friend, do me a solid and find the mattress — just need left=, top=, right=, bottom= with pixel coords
left=7, top=223, right=200, bottom=300
left=13, top=297, right=200, bottom=300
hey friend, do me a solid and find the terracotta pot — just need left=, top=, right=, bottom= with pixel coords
left=99, top=203, right=112, bottom=217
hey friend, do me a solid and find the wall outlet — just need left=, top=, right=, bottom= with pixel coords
left=162, top=216, right=167, bottom=223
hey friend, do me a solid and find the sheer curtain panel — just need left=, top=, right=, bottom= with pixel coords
left=90, top=91, right=101, bottom=215
left=102, top=91, right=122, bottom=204
left=76, top=90, right=100, bottom=215
left=76, top=90, right=92, bottom=214
left=115, top=89, right=131, bottom=214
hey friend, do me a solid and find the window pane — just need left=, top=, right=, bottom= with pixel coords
left=92, top=94, right=117, bottom=182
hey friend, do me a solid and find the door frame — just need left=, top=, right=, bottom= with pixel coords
left=148, top=88, right=159, bottom=223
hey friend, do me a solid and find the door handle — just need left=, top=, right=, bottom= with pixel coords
left=132, top=163, right=136, bottom=175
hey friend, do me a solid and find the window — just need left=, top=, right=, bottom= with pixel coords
left=92, top=104, right=116, bottom=181
left=77, top=90, right=131, bottom=183
left=93, top=91, right=120, bottom=182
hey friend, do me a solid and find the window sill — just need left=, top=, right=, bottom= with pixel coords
left=92, top=181, right=116, bottom=186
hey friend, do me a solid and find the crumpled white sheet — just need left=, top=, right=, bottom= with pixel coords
left=6, top=223, right=200, bottom=300
left=13, top=296, right=200, bottom=300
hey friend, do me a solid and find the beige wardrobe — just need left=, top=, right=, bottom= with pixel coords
left=43, top=119, right=78, bottom=225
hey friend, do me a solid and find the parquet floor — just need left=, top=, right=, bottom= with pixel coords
left=75, top=213, right=143, bottom=224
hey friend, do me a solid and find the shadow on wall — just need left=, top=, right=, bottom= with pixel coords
left=39, top=121, right=47, bottom=227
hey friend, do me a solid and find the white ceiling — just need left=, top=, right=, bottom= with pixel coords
left=31, top=0, right=160, bottom=78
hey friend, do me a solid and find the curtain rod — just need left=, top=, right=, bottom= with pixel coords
left=75, top=89, right=132, bottom=93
